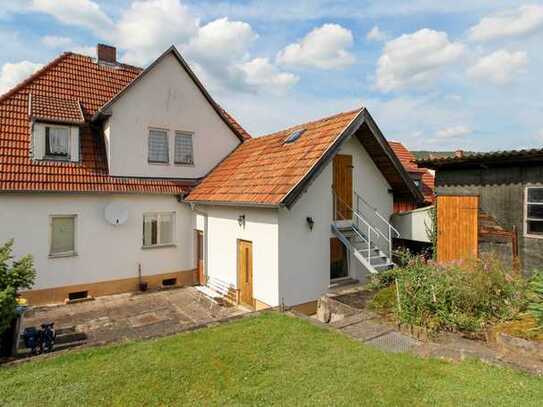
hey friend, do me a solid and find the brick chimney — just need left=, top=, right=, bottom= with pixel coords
left=454, top=149, right=464, bottom=158
left=97, top=44, right=116, bottom=64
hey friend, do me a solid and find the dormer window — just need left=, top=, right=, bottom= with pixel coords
left=46, top=126, right=70, bottom=158
left=32, top=122, right=80, bottom=162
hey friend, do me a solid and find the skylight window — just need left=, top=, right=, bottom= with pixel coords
left=284, top=129, right=306, bottom=144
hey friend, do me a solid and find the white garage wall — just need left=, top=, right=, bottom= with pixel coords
left=198, top=205, right=279, bottom=307
left=0, top=193, right=194, bottom=290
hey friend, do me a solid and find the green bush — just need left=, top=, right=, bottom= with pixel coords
left=368, top=285, right=396, bottom=313
left=527, top=271, right=543, bottom=329
left=0, top=239, right=35, bottom=334
left=388, top=254, right=525, bottom=334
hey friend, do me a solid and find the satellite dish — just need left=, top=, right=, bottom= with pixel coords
left=105, top=202, right=129, bottom=226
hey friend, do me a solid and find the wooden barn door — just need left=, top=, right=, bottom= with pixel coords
left=333, top=154, right=353, bottom=220
left=237, top=240, right=254, bottom=307
left=437, top=195, right=479, bottom=263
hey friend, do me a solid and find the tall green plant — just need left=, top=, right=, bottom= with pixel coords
left=0, top=240, right=35, bottom=334
left=527, top=271, right=543, bottom=329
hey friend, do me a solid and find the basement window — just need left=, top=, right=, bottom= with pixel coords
left=68, top=291, right=88, bottom=301
left=162, top=278, right=177, bottom=287
left=526, top=187, right=543, bottom=238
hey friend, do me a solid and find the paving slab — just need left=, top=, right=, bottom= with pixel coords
left=22, top=287, right=247, bottom=348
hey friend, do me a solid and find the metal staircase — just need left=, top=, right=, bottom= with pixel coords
left=332, top=190, right=399, bottom=274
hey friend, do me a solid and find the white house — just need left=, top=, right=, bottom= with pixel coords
left=0, top=44, right=422, bottom=313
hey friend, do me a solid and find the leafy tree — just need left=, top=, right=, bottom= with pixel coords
left=0, top=240, right=35, bottom=334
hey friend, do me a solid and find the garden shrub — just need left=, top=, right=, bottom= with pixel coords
left=382, top=253, right=525, bottom=335
left=0, top=240, right=35, bottom=334
left=527, top=271, right=543, bottom=329
left=368, top=285, right=396, bottom=313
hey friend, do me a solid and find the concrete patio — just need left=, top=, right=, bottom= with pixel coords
left=21, top=287, right=248, bottom=349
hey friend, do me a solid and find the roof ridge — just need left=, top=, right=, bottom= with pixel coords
left=0, top=52, right=73, bottom=104
left=255, top=107, right=364, bottom=140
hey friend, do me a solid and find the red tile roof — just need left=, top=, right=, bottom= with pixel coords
left=187, top=109, right=362, bottom=205
left=0, top=51, right=248, bottom=194
left=30, top=94, right=84, bottom=124
left=388, top=141, right=434, bottom=203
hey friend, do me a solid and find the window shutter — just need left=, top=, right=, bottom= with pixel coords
left=70, top=126, right=80, bottom=162
left=32, top=123, right=46, bottom=160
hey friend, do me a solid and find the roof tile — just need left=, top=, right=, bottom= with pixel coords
left=0, top=52, right=248, bottom=194
left=187, top=109, right=361, bottom=205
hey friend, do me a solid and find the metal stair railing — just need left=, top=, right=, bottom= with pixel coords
left=354, top=191, right=400, bottom=259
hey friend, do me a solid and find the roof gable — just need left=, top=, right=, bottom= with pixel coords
left=388, top=141, right=435, bottom=203
left=187, top=108, right=424, bottom=207
left=0, top=48, right=248, bottom=194
left=94, top=46, right=250, bottom=142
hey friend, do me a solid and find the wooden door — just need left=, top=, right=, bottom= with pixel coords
left=333, top=154, right=353, bottom=220
left=196, top=231, right=205, bottom=285
left=237, top=240, right=254, bottom=307
left=330, top=238, right=349, bottom=280
left=437, top=195, right=479, bottom=263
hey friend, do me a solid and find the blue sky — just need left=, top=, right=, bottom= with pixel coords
left=1, top=0, right=542, bottom=151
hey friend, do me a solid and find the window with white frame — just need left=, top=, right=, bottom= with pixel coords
left=50, top=215, right=76, bottom=257
left=46, top=126, right=70, bottom=158
left=32, top=123, right=79, bottom=162
left=174, top=131, right=194, bottom=165
left=148, top=129, right=169, bottom=163
left=526, top=187, right=543, bottom=237
left=143, top=212, right=175, bottom=247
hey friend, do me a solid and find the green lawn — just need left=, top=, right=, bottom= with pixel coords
left=1, top=312, right=542, bottom=406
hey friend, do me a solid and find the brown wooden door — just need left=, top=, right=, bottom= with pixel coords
left=333, top=154, right=353, bottom=220
left=437, top=195, right=479, bottom=263
left=238, top=240, right=254, bottom=307
left=196, top=231, right=205, bottom=285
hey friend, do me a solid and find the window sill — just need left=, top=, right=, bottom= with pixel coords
left=148, top=161, right=170, bottom=166
left=141, top=243, right=177, bottom=250
left=525, top=234, right=543, bottom=240
left=49, top=252, right=77, bottom=259
left=174, top=162, right=195, bottom=167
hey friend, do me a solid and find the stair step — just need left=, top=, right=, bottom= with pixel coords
left=373, top=262, right=395, bottom=271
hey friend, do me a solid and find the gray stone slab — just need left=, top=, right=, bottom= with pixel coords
left=340, top=320, right=393, bottom=342
left=365, top=331, right=420, bottom=353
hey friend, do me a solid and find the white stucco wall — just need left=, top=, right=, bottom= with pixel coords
left=106, top=53, right=240, bottom=178
left=277, top=136, right=394, bottom=306
left=0, top=193, right=194, bottom=290
left=391, top=205, right=433, bottom=243
left=278, top=162, right=333, bottom=306
left=338, top=137, right=393, bottom=220
left=196, top=205, right=280, bottom=307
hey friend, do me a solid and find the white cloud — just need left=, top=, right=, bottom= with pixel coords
left=238, top=58, right=298, bottom=94
left=276, top=24, right=355, bottom=69
left=376, top=29, right=464, bottom=92
left=31, top=0, right=114, bottom=37
left=434, top=126, right=471, bottom=140
left=185, top=17, right=257, bottom=64
left=41, top=35, right=73, bottom=48
left=116, top=0, right=199, bottom=65
left=366, top=26, right=387, bottom=41
left=0, top=61, right=43, bottom=94
left=71, top=45, right=95, bottom=57
left=28, top=0, right=298, bottom=95
left=468, top=5, right=543, bottom=42
left=467, top=49, right=528, bottom=85
left=536, top=129, right=543, bottom=143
